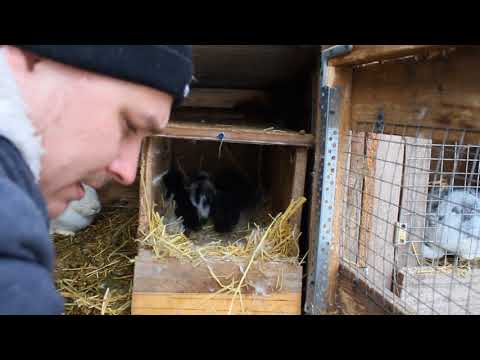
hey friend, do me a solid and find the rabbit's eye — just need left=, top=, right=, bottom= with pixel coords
left=438, top=216, right=445, bottom=222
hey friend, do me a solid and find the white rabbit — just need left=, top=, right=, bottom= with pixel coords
left=424, top=190, right=480, bottom=261
left=50, top=184, right=102, bottom=236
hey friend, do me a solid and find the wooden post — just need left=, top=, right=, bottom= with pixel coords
left=324, top=65, right=353, bottom=311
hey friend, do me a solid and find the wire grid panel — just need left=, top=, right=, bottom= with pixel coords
left=339, top=122, right=480, bottom=315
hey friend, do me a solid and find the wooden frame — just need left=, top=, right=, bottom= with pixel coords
left=132, top=136, right=308, bottom=315
left=323, top=45, right=480, bottom=315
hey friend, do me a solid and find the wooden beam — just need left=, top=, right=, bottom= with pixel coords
left=155, top=121, right=314, bottom=148
left=329, top=45, right=457, bottom=67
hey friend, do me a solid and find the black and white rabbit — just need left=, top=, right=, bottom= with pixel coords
left=163, top=162, right=202, bottom=232
left=188, top=170, right=216, bottom=227
left=212, top=169, right=261, bottom=234
left=424, top=188, right=480, bottom=261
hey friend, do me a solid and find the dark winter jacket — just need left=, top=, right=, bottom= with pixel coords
left=0, top=135, right=64, bottom=315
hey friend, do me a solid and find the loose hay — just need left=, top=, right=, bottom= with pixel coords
left=139, top=197, right=306, bottom=267
left=138, top=191, right=307, bottom=314
left=54, top=209, right=139, bottom=315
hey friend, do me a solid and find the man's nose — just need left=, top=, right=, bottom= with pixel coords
left=107, top=140, right=142, bottom=186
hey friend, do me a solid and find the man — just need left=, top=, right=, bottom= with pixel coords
left=0, top=45, right=193, bottom=315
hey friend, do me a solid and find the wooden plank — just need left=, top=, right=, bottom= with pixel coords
left=397, top=138, right=432, bottom=268
left=363, top=134, right=405, bottom=293
left=155, top=121, right=314, bottom=148
left=330, top=45, right=456, bottom=67
left=132, top=251, right=302, bottom=315
left=132, top=292, right=301, bottom=315
left=342, top=132, right=365, bottom=264
left=351, top=47, right=480, bottom=142
left=181, top=88, right=271, bottom=109
left=133, top=255, right=302, bottom=294
left=290, top=147, right=308, bottom=228
left=399, top=267, right=480, bottom=315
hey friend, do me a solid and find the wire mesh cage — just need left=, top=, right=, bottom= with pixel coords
left=339, top=115, right=480, bottom=314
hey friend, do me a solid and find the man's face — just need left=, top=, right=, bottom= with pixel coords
left=6, top=47, right=174, bottom=218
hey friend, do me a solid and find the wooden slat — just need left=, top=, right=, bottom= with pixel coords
left=363, top=134, right=405, bottom=293
left=155, top=121, right=314, bottom=148
left=342, top=132, right=365, bottom=264
left=132, top=292, right=301, bottom=315
left=181, top=88, right=271, bottom=109
left=397, top=138, right=432, bottom=269
left=290, top=148, right=308, bottom=227
left=133, top=255, right=302, bottom=294
left=330, top=45, right=456, bottom=67
left=351, top=47, right=480, bottom=142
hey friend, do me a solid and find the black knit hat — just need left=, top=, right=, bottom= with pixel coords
left=16, top=45, right=193, bottom=104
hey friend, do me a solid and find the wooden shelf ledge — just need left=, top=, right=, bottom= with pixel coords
left=154, top=121, right=315, bottom=148
left=329, top=45, right=458, bottom=67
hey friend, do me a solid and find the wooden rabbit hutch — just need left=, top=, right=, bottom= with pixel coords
left=131, top=46, right=320, bottom=315
left=306, top=45, right=480, bottom=315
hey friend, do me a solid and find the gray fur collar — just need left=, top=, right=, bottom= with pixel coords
left=0, top=48, right=44, bottom=182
